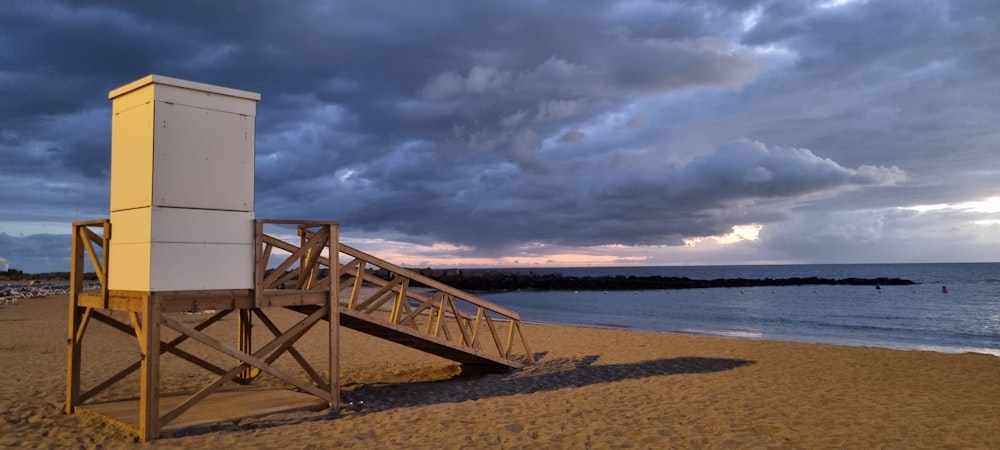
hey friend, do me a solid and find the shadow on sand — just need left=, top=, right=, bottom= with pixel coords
left=341, top=354, right=754, bottom=413
left=163, top=354, right=753, bottom=438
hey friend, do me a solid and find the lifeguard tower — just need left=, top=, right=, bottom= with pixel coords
left=66, top=75, right=533, bottom=442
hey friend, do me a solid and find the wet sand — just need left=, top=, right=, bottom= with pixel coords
left=2, top=294, right=999, bottom=449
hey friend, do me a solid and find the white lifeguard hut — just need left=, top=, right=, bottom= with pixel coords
left=65, top=75, right=532, bottom=442
left=107, top=75, right=257, bottom=291
left=66, top=75, right=341, bottom=441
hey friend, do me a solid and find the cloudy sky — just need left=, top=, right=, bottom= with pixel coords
left=2, top=0, right=999, bottom=273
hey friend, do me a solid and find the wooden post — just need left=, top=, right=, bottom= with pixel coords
left=237, top=309, right=254, bottom=383
left=328, top=223, right=340, bottom=409
left=138, top=294, right=161, bottom=442
left=65, top=225, right=84, bottom=414
left=254, top=220, right=265, bottom=306
left=101, top=220, right=111, bottom=308
left=298, top=227, right=308, bottom=289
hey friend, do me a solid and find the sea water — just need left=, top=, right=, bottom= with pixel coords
left=479, top=263, right=1000, bottom=357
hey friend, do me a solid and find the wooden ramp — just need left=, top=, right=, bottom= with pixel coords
left=266, top=231, right=534, bottom=373
left=291, top=306, right=522, bottom=372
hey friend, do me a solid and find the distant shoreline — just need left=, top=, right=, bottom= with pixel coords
left=403, top=268, right=916, bottom=292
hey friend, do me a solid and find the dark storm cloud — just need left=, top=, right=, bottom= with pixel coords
left=2, top=0, right=999, bottom=271
left=0, top=233, right=71, bottom=274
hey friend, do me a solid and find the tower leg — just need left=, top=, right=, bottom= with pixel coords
left=328, top=224, right=340, bottom=409
left=66, top=225, right=84, bottom=414
left=237, top=308, right=254, bottom=383
left=138, top=295, right=161, bottom=442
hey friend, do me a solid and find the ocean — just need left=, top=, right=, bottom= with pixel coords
left=478, top=263, right=1000, bottom=357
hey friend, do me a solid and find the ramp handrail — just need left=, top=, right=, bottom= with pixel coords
left=256, top=221, right=534, bottom=367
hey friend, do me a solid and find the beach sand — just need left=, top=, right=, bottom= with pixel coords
left=2, top=294, right=999, bottom=449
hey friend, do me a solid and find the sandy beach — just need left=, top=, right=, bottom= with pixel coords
left=2, top=294, right=999, bottom=449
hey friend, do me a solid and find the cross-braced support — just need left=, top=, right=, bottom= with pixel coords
left=67, top=218, right=533, bottom=442
left=66, top=220, right=340, bottom=442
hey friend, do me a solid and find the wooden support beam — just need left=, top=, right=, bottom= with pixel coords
left=66, top=224, right=84, bottom=414
left=237, top=309, right=254, bottom=384
left=156, top=304, right=332, bottom=428
left=154, top=308, right=329, bottom=424
left=482, top=311, right=505, bottom=358
left=90, top=309, right=137, bottom=337
left=79, top=227, right=106, bottom=287
left=138, top=295, right=161, bottom=442
left=159, top=304, right=332, bottom=402
left=448, top=296, right=472, bottom=346
left=516, top=321, right=536, bottom=365
left=81, top=310, right=232, bottom=404
left=327, top=224, right=340, bottom=410
left=254, top=220, right=266, bottom=307
left=397, top=291, right=443, bottom=328
left=253, top=310, right=325, bottom=388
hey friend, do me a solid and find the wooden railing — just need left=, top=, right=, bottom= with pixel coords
left=69, top=219, right=110, bottom=307
left=256, top=220, right=534, bottom=367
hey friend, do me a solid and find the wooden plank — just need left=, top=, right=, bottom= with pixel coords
left=139, top=296, right=161, bottom=442
left=327, top=224, right=340, bottom=410
left=130, top=311, right=145, bottom=350
left=504, top=320, right=517, bottom=359
left=157, top=296, right=255, bottom=313
left=470, top=308, right=483, bottom=348
left=66, top=225, right=84, bottom=413
left=75, top=307, right=93, bottom=346
left=72, top=218, right=112, bottom=227
left=516, top=321, right=536, bottom=365
left=77, top=292, right=104, bottom=309
left=481, top=311, right=506, bottom=358
left=79, top=226, right=107, bottom=287
left=155, top=289, right=252, bottom=299
left=347, top=260, right=364, bottom=309
left=257, top=219, right=340, bottom=226
left=389, top=279, right=409, bottom=323
left=448, top=296, right=472, bottom=346
left=100, top=221, right=110, bottom=307
left=237, top=309, right=254, bottom=383
left=259, top=290, right=328, bottom=307
left=108, top=295, right=146, bottom=312
left=254, top=220, right=265, bottom=307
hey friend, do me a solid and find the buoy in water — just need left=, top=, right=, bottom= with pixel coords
left=941, top=285, right=948, bottom=294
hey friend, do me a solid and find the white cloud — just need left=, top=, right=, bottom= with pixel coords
left=421, top=66, right=511, bottom=101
